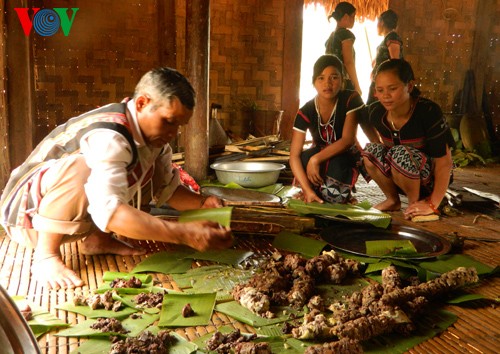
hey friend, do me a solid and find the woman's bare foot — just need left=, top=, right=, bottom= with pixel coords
left=374, top=199, right=401, bottom=211
left=79, top=231, right=146, bottom=256
left=32, top=253, right=84, bottom=289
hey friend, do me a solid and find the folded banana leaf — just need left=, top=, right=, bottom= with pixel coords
left=178, top=206, right=233, bottom=227
left=95, top=271, right=154, bottom=294
left=131, top=250, right=194, bottom=274
left=55, top=313, right=158, bottom=338
left=70, top=329, right=197, bottom=354
left=272, top=230, right=328, bottom=258
left=287, top=199, right=391, bottom=228
left=363, top=309, right=457, bottom=353
left=365, top=240, right=418, bottom=257
left=158, top=292, right=217, bottom=327
left=446, top=291, right=485, bottom=304
left=13, top=296, right=69, bottom=338
left=417, top=254, right=496, bottom=277
left=171, top=265, right=253, bottom=301
left=56, top=301, right=138, bottom=319
left=215, top=301, right=302, bottom=327
left=186, top=249, right=254, bottom=265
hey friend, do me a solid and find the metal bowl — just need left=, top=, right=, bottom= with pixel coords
left=210, top=161, right=285, bottom=188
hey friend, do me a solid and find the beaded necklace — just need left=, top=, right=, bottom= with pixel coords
left=315, top=96, right=337, bottom=144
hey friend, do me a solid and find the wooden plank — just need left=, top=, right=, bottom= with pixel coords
left=0, top=1, right=9, bottom=188
left=157, top=0, right=177, bottom=68
left=280, top=0, right=304, bottom=141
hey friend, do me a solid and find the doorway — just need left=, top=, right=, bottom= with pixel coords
left=300, top=5, right=380, bottom=147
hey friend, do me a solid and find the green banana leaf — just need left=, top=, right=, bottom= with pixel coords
left=55, top=313, right=158, bottom=338
left=95, top=271, right=154, bottom=294
left=446, top=291, right=485, bottom=304
left=71, top=329, right=197, bottom=354
left=363, top=309, right=457, bottom=353
left=186, top=249, right=254, bottom=266
left=131, top=250, right=194, bottom=274
left=365, top=240, right=418, bottom=257
left=272, top=230, right=328, bottom=258
left=13, top=296, right=69, bottom=338
left=287, top=199, right=391, bottom=228
left=158, top=292, right=217, bottom=327
left=56, top=301, right=138, bottom=319
left=315, top=277, right=370, bottom=304
left=178, top=207, right=233, bottom=227
left=364, top=260, right=393, bottom=274
left=417, top=254, right=496, bottom=276
left=215, top=301, right=302, bottom=327
left=171, top=265, right=254, bottom=301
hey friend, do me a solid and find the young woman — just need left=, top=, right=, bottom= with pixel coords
left=290, top=54, right=365, bottom=204
left=367, top=9, right=404, bottom=105
left=361, top=59, right=455, bottom=220
left=325, top=2, right=362, bottom=95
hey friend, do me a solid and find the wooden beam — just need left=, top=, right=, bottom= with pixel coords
left=184, top=0, right=210, bottom=181
left=5, top=0, right=36, bottom=169
left=280, top=0, right=304, bottom=141
left=0, top=1, right=10, bottom=189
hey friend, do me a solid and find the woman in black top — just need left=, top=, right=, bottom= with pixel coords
left=366, top=9, right=404, bottom=105
left=325, top=2, right=362, bottom=95
left=361, top=59, right=455, bottom=219
left=290, top=55, right=364, bottom=204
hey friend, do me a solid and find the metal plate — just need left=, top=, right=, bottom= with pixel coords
left=320, top=224, right=451, bottom=260
left=0, top=286, right=40, bottom=353
left=201, top=186, right=282, bottom=206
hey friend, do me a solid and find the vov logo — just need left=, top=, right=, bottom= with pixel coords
left=14, top=8, right=79, bottom=36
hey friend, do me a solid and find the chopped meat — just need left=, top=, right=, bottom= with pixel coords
left=234, top=341, right=272, bottom=354
left=110, top=330, right=175, bottom=354
left=206, top=329, right=259, bottom=354
left=135, top=292, right=165, bottom=309
left=305, top=338, right=363, bottom=354
left=110, top=276, right=143, bottom=289
left=90, top=317, right=128, bottom=334
left=73, top=291, right=123, bottom=311
left=181, top=303, right=195, bottom=317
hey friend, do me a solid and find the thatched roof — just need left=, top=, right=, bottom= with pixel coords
left=303, top=0, right=389, bottom=22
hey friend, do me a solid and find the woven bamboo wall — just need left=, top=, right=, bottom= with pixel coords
left=390, top=0, right=500, bottom=129
left=31, top=0, right=161, bottom=142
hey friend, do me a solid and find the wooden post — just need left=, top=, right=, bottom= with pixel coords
left=184, top=0, right=210, bottom=181
left=0, top=1, right=10, bottom=189
left=5, top=0, right=36, bottom=169
left=280, top=0, right=304, bottom=141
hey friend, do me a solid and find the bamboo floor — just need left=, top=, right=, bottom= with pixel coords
left=0, top=164, right=499, bottom=353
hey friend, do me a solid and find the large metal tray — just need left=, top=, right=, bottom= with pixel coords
left=320, top=224, right=451, bottom=260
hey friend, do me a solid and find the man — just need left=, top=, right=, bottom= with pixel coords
left=0, top=67, right=233, bottom=290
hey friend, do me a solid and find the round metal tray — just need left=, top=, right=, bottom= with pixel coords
left=0, top=285, right=40, bottom=353
left=201, top=186, right=282, bottom=206
left=320, top=224, right=451, bottom=260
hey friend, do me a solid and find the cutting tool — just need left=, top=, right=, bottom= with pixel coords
left=463, top=187, right=500, bottom=205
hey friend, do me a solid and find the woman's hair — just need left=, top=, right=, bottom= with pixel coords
left=328, top=2, right=356, bottom=22
left=134, top=67, right=196, bottom=110
left=379, top=9, right=398, bottom=30
left=375, top=59, right=421, bottom=97
left=312, top=54, right=344, bottom=84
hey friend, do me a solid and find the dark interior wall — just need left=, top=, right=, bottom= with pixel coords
left=390, top=0, right=499, bottom=128
left=31, top=0, right=162, bottom=142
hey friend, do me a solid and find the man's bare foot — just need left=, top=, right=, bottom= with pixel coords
left=79, top=231, right=146, bottom=256
left=32, top=253, right=84, bottom=289
left=374, top=199, right=401, bottom=211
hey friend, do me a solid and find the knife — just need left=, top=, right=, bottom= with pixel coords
left=463, top=187, right=500, bottom=204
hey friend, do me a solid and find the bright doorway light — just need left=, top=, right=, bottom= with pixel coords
left=300, top=5, right=380, bottom=147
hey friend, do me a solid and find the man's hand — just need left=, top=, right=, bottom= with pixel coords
left=177, top=220, right=233, bottom=251
left=200, top=195, right=224, bottom=208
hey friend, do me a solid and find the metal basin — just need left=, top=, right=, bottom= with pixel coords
left=210, top=161, right=285, bottom=188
